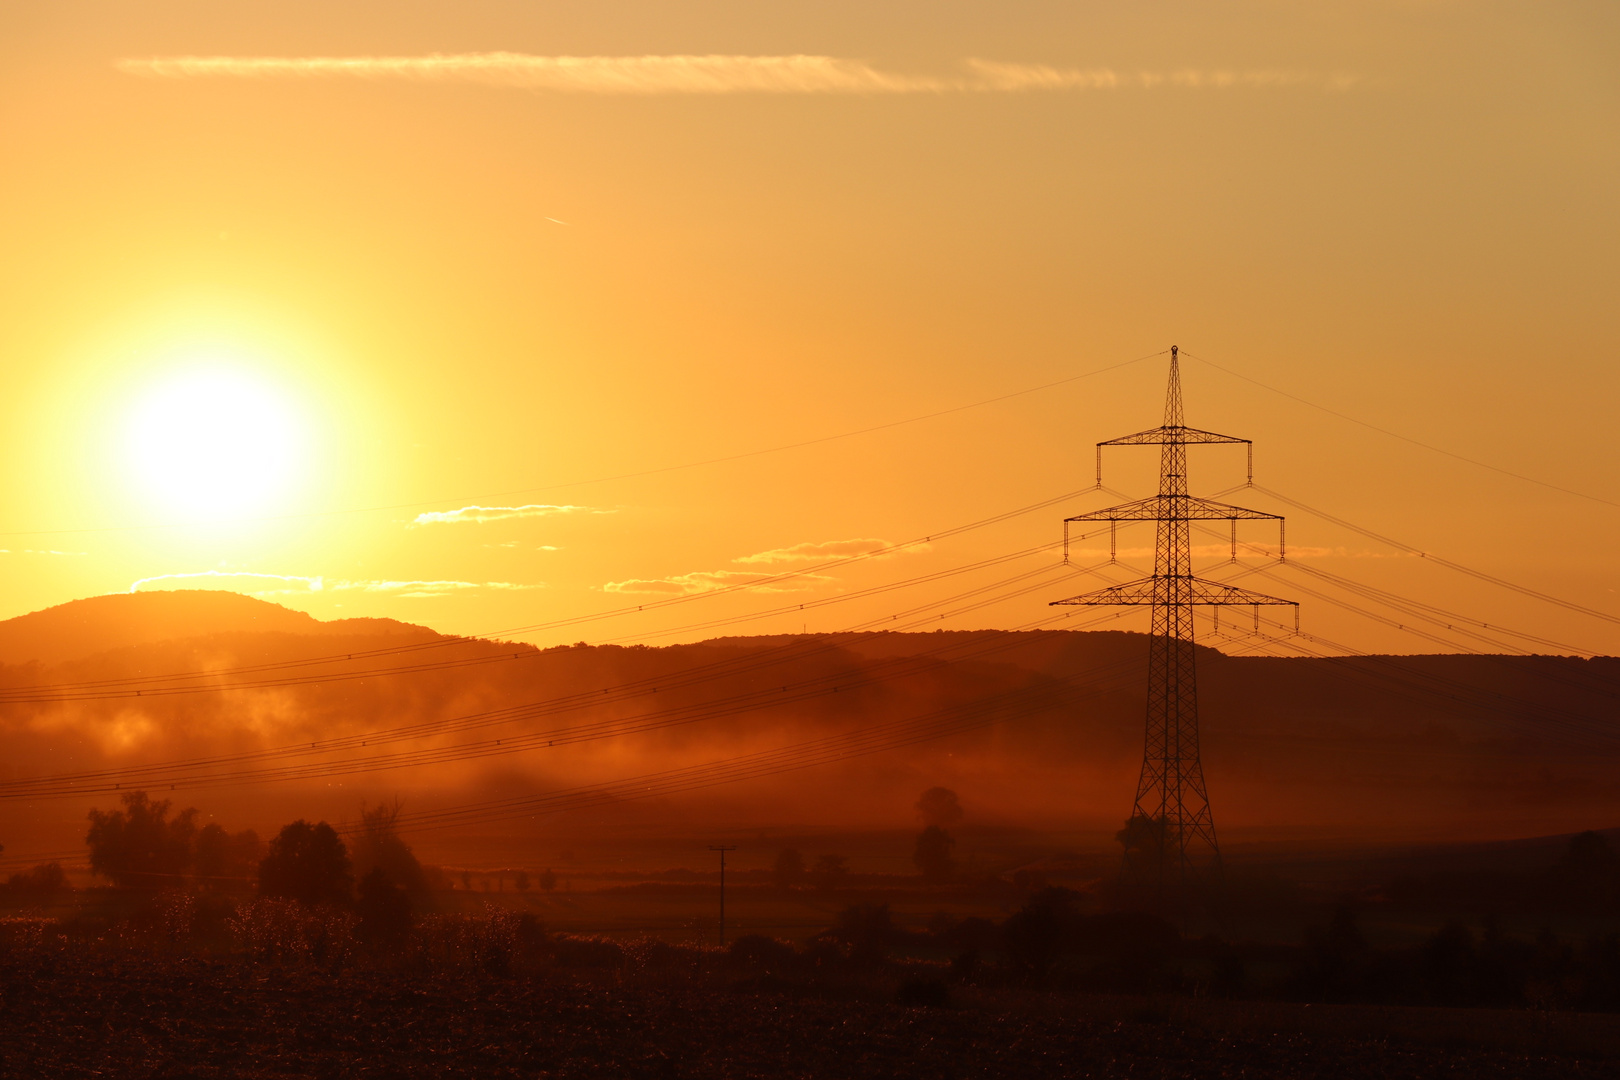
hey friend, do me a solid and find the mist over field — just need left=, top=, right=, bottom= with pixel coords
left=3, top=591, right=1618, bottom=874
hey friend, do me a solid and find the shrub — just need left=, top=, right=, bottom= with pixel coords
left=85, top=792, right=196, bottom=889
left=228, top=897, right=357, bottom=968
left=2, top=861, right=69, bottom=897
left=896, top=974, right=951, bottom=1008
left=193, top=824, right=261, bottom=889
left=551, top=934, right=626, bottom=970
left=727, top=934, right=798, bottom=973
left=351, top=802, right=429, bottom=899
left=356, top=868, right=413, bottom=950
left=913, top=826, right=957, bottom=883
left=258, top=821, right=353, bottom=907
left=833, top=903, right=896, bottom=966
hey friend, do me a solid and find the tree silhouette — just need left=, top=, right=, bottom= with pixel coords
left=913, top=826, right=957, bottom=883
left=85, top=791, right=197, bottom=889
left=3, top=861, right=68, bottom=896
left=356, top=867, right=413, bottom=948
left=812, top=854, right=849, bottom=892
left=833, top=903, right=895, bottom=965
left=539, top=868, right=557, bottom=893
left=916, top=787, right=964, bottom=829
left=351, top=801, right=429, bottom=898
left=193, top=823, right=261, bottom=887
left=773, top=848, right=805, bottom=889
left=1001, top=886, right=1082, bottom=979
left=258, top=820, right=353, bottom=907
left=1547, top=831, right=1620, bottom=915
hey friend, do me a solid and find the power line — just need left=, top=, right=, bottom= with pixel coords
left=1184, top=350, right=1620, bottom=511
left=0, top=561, right=1124, bottom=799
left=0, top=487, right=1108, bottom=703
left=1251, top=485, right=1620, bottom=629
left=0, top=351, right=1165, bottom=538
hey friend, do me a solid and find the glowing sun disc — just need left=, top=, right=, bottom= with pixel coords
left=126, top=368, right=304, bottom=518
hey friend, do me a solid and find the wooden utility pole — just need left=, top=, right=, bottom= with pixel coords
left=708, top=845, right=737, bottom=947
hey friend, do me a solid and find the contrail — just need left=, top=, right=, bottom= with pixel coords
left=115, top=53, right=1357, bottom=95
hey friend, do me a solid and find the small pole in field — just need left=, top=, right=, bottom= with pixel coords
left=708, top=845, right=738, bottom=947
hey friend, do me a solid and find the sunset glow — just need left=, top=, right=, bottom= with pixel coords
left=2, top=5, right=1619, bottom=1072
left=124, top=365, right=305, bottom=519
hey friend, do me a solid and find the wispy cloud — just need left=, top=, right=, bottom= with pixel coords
left=734, top=538, right=914, bottom=565
left=606, top=535, right=925, bottom=594
left=129, top=570, right=326, bottom=594
left=116, top=53, right=1357, bottom=95
left=412, top=504, right=604, bottom=526
left=603, top=569, right=830, bottom=596
left=0, top=548, right=88, bottom=556
left=963, top=60, right=1356, bottom=92
left=128, top=571, right=544, bottom=599
left=335, top=579, right=546, bottom=599
left=116, top=53, right=945, bottom=93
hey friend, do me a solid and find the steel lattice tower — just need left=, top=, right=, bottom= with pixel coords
left=1052, top=347, right=1297, bottom=899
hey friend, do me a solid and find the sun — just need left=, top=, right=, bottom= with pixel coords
left=125, top=367, right=306, bottom=518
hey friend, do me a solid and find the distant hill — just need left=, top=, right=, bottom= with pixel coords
left=1, top=605, right=1618, bottom=860
left=0, top=590, right=438, bottom=666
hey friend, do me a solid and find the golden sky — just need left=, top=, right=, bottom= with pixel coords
left=0, top=1, right=1617, bottom=656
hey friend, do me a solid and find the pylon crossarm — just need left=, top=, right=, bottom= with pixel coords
left=1050, top=577, right=1157, bottom=605
left=1066, top=494, right=1282, bottom=523
left=1099, top=426, right=1250, bottom=447
left=1050, top=575, right=1297, bottom=608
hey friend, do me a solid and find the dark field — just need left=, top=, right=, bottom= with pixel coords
left=8, top=953, right=1620, bottom=1079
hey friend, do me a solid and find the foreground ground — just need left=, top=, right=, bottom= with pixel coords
left=6, top=956, right=1620, bottom=1080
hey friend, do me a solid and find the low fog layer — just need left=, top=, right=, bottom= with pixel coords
left=1, top=591, right=1617, bottom=868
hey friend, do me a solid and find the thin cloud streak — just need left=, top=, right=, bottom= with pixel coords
left=129, top=571, right=325, bottom=594
left=964, top=59, right=1356, bottom=92
left=412, top=503, right=604, bottom=526
left=117, top=53, right=1356, bottom=95
left=604, top=569, right=830, bottom=596
left=117, top=53, right=946, bottom=94
left=128, top=571, right=544, bottom=598
left=735, top=538, right=911, bottom=565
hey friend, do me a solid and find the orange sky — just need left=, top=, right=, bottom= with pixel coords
left=0, top=1, right=1617, bottom=657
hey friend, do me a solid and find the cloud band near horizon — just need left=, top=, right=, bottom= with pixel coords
left=115, top=54, right=1355, bottom=95
left=128, top=570, right=544, bottom=598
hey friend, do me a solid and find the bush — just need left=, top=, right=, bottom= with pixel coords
left=832, top=903, right=896, bottom=966
left=727, top=934, right=798, bottom=973
left=1000, top=887, right=1083, bottom=978
left=85, top=792, right=196, bottom=889
left=351, top=802, right=429, bottom=899
left=550, top=933, right=626, bottom=970
left=258, top=821, right=353, bottom=907
left=913, top=827, right=957, bottom=883
left=193, top=823, right=261, bottom=889
left=2, top=861, right=69, bottom=898
left=356, top=868, right=413, bottom=950
left=896, top=974, right=951, bottom=1008
left=229, top=897, right=357, bottom=968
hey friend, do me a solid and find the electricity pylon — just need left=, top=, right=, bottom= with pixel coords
left=1051, top=346, right=1296, bottom=902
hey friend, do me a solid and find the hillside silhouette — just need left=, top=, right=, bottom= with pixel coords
left=0, top=590, right=435, bottom=666
left=1, top=591, right=1617, bottom=864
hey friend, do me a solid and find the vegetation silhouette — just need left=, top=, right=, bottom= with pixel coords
left=356, top=867, right=413, bottom=949
left=85, top=791, right=197, bottom=889
left=913, top=826, right=956, bottom=883
left=258, top=820, right=353, bottom=907
left=810, top=854, right=848, bottom=892
left=1, top=860, right=68, bottom=898
left=772, top=848, right=805, bottom=889
left=350, top=800, right=430, bottom=899
left=916, top=787, right=964, bottom=829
